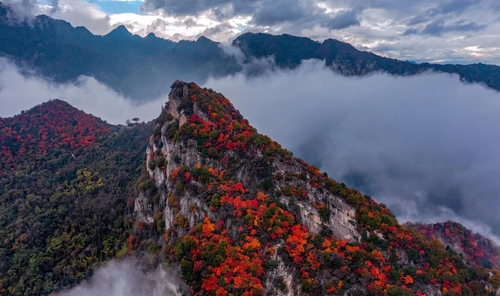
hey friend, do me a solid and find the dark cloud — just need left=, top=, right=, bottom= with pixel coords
left=207, top=60, right=500, bottom=242
left=422, top=19, right=486, bottom=36
left=251, top=0, right=306, bottom=26
left=404, top=19, right=486, bottom=36
left=323, top=9, right=360, bottom=30
left=402, top=28, right=418, bottom=36
left=437, top=0, right=476, bottom=15
left=141, top=0, right=357, bottom=30
left=141, top=0, right=231, bottom=16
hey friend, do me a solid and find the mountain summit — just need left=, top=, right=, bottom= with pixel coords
left=132, top=81, right=500, bottom=295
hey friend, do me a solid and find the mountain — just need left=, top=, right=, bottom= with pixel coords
left=0, top=101, right=152, bottom=294
left=2, top=85, right=500, bottom=296
left=131, top=81, right=500, bottom=295
left=0, top=99, right=110, bottom=167
left=234, top=33, right=500, bottom=91
left=406, top=221, right=500, bottom=270
left=1, top=2, right=499, bottom=102
left=0, top=2, right=241, bottom=102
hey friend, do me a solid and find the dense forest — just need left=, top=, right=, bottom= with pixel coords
left=407, top=222, right=500, bottom=270
left=0, top=100, right=152, bottom=295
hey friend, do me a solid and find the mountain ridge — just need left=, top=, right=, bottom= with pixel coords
left=131, top=81, right=500, bottom=295
left=1, top=1, right=499, bottom=102
left=406, top=221, right=500, bottom=270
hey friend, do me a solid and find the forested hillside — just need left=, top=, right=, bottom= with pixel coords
left=132, top=81, right=500, bottom=295
left=0, top=101, right=152, bottom=295
left=407, top=221, right=500, bottom=270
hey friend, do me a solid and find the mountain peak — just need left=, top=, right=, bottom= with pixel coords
left=130, top=80, right=500, bottom=295
left=0, top=100, right=111, bottom=161
left=196, top=35, right=212, bottom=43
left=105, top=24, right=132, bottom=38
left=165, top=81, right=245, bottom=129
left=145, top=32, right=156, bottom=39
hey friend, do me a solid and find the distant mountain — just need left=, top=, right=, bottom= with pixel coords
left=0, top=2, right=241, bottom=102
left=234, top=33, right=500, bottom=91
left=406, top=221, right=500, bottom=270
left=1, top=2, right=499, bottom=103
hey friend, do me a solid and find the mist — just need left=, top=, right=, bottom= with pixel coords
left=2, top=53, right=500, bottom=243
left=0, top=58, right=165, bottom=125
left=206, top=60, right=500, bottom=243
left=57, top=260, right=181, bottom=296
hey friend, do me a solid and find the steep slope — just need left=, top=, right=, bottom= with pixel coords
left=407, top=221, right=500, bottom=270
left=0, top=101, right=152, bottom=295
left=134, top=81, right=500, bottom=295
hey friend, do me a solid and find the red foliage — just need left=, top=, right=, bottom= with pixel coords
left=0, top=100, right=110, bottom=168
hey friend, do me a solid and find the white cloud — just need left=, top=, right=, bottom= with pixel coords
left=0, top=58, right=165, bottom=124
left=57, top=260, right=182, bottom=296
left=34, top=0, right=114, bottom=35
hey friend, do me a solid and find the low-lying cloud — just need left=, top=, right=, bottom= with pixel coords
left=57, top=260, right=181, bottom=296
left=0, top=58, right=165, bottom=124
left=2, top=55, right=499, bottom=244
left=206, top=60, right=500, bottom=243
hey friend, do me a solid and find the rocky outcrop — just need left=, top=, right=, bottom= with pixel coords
left=132, top=81, right=493, bottom=296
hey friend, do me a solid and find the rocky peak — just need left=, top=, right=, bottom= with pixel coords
left=132, top=81, right=499, bottom=295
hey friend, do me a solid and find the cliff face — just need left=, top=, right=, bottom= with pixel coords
left=145, top=82, right=360, bottom=242
left=133, top=81, right=497, bottom=295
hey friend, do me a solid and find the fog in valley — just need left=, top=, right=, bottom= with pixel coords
left=2, top=55, right=500, bottom=244
left=57, top=260, right=181, bottom=296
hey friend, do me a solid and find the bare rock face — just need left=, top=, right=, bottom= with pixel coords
left=141, top=82, right=361, bottom=244
left=272, top=158, right=359, bottom=242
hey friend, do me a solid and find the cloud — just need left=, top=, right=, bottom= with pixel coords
left=140, top=0, right=356, bottom=31
left=57, top=260, right=182, bottom=296
left=0, top=58, right=165, bottom=124
left=206, top=59, right=500, bottom=242
left=420, top=19, right=486, bottom=36
left=323, top=9, right=360, bottom=30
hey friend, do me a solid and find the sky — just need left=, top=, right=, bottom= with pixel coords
left=4, top=0, right=500, bottom=65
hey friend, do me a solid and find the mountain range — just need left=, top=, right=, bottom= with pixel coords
left=1, top=82, right=499, bottom=295
left=0, top=1, right=499, bottom=103
left=2, top=1, right=500, bottom=295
